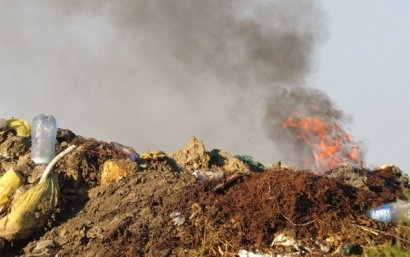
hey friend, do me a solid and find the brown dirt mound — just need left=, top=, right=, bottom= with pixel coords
left=171, top=136, right=210, bottom=172
left=25, top=166, right=193, bottom=257
left=0, top=131, right=408, bottom=256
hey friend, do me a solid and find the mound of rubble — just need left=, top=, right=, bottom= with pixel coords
left=0, top=129, right=409, bottom=256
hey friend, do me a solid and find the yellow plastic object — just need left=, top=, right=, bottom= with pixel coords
left=141, top=151, right=167, bottom=161
left=7, top=119, right=31, bottom=137
left=100, top=160, right=137, bottom=186
left=0, top=169, right=24, bottom=206
left=0, top=173, right=59, bottom=241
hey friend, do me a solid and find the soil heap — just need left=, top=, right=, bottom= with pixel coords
left=0, top=129, right=408, bottom=256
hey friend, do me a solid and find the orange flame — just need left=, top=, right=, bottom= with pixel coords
left=282, top=113, right=363, bottom=171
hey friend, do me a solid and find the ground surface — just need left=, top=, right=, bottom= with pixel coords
left=0, top=129, right=408, bottom=256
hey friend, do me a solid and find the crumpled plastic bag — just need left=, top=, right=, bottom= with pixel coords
left=0, top=173, right=59, bottom=241
left=6, top=119, right=31, bottom=137
left=235, top=155, right=266, bottom=171
left=0, top=169, right=25, bottom=206
left=141, top=151, right=167, bottom=161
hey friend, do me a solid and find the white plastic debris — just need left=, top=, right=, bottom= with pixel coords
left=192, top=170, right=223, bottom=181
left=271, top=234, right=299, bottom=251
left=378, top=164, right=394, bottom=170
left=169, top=211, right=186, bottom=226
left=237, top=249, right=272, bottom=257
left=33, top=239, right=54, bottom=251
left=315, top=241, right=330, bottom=253
left=32, top=239, right=54, bottom=253
left=238, top=249, right=298, bottom=257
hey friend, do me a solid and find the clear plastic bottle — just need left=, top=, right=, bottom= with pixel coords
left=31, top=114, right=57, bottom=165
left=366, top=201, right=410, bottom=223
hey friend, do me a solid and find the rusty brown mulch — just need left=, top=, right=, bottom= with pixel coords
left=155, top=168, right=403, bottom=255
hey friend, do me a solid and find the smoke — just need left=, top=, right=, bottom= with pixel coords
left=0, top=0, right=348, bottom=167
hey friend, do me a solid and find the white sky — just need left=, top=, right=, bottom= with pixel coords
left=314, top=1, right=410, bottom=173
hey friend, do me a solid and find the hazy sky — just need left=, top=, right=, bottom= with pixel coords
left=314, top=1, right=410, bottom=173
left=1, top=1, right=409, bottom=174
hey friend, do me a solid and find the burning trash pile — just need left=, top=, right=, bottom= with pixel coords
left=0, top=115, right=409, bottom=257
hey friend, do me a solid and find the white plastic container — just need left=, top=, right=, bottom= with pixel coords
left=31, top=114, right=57, bottom=165
left=366, top=201, right=410, bottom=223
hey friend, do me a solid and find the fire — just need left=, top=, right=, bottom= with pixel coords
left=282, top=112, right=363, bottom=171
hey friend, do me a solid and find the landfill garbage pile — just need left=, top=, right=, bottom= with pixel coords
left=0, top=124, right=409, bottom=256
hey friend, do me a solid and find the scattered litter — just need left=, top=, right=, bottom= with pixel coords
left=237, top=249, right=299, bottom=257
left=32, top=239, right=54, bottom=252
left=6, top=119, right=31, bottom=137
left=111, top=142, right=139, bottom=162
left=141, top=151, right=167, bottom=161
left=169, top=211, right=185, bottom=226
left=100, top=159, right=137, bottom=186
left=314, top=237, right=334, bottom=253
left=378, top=163, right=394, bottom=170
left=0, top=130, right=407, bottom=255
left=315, top=241, right=330, bottom=253
left=30, top=114, right=57, bottom=164
left=39, top=145, right=76, bottom=183
left=235, top=154, right=266, bottom=171
left=192, top=169, right=223, bottom=181
left=271, top=233, right=299, bottom=251
left=0, top=169, right=24, bottom=206
left=237, top=249, right=272, bottom=257
left=366, top=200, right=410, bottom=223
left=0, top=173, right=60, bottom=240
left=0, top=144, right=75, bottom=241
left=129, top=153, right=138, bottom=162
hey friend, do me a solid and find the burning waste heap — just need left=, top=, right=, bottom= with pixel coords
left=0, top=116, right=408, bottom=257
